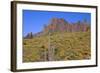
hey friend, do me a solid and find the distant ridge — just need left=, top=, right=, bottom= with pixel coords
left=24, top=18, right=90, bottom=39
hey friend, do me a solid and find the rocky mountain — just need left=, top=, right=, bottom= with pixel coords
left=24, top=18, right=90, bottom=39
left=43, top=18, right=90, bottom=33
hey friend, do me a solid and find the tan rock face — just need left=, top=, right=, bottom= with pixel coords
left=44, top=18, right=90, bottom=33
left=25, top=18, right=90, bottom=39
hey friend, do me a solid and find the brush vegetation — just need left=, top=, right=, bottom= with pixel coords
left=23, top=31, right=91, bottom=62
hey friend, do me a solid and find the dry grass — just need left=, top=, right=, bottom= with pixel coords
left=23, top=31, right=91, bottom=62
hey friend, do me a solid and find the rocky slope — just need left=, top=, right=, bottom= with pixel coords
left=24, top=18, right=90, bottom=39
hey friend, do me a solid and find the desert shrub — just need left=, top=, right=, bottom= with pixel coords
left=23, top=42, right=27, bottom=45
left=23, top=31, right=91, bottom=62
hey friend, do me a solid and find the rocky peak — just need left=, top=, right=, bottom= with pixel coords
left=24, top=18, right=90, bottom=38
left=50, top=18, right=68, bottom=25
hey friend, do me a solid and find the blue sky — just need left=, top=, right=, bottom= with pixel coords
left=23, top=10, right=91, bottom=36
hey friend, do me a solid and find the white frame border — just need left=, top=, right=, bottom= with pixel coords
left=16, top=3, right=97, bottom=70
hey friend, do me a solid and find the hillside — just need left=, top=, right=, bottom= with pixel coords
left=23, top=18, right=91, bottom=62
left=23, top=31, right=90, bottom=62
